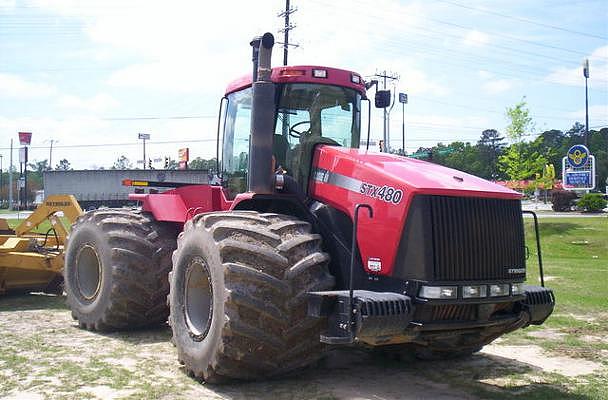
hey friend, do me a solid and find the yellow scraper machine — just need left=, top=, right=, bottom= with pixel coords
left=0, top=195, right=83, bottom=295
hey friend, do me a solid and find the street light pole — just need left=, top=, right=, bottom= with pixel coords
left=8, top=139, right=13, bottom=210
left=583, top=58, right=590, bottom=146
left=398, top=92, right=408, bottom=155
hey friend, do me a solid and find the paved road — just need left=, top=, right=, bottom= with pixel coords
left=525, top=212, right=607, bottom=218
left=0, top=211, right=33, bottom=220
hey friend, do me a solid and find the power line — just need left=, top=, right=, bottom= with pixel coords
left=0, top=139, right=217, bottom=151
left=102, top=115, right=216, bottom=121
left=433, top=0, right=608, bottom=40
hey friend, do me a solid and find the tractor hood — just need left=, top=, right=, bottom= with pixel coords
left=311, top=146, right=520, bottom=199
left=309, top=145, right=523, bottom=278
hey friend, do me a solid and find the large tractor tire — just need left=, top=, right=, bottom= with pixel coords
left=169, top=211, right=335, bottom=383
left=64, top=209, right=177, bottom=331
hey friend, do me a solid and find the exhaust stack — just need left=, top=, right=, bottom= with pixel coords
left=248, top=32, right=275, bottom=194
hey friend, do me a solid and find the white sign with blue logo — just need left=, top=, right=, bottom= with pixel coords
left=562, top=144, right=595, bottom=190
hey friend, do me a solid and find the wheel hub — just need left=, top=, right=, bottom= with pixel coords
left=184, top=257, right=213, bottom=340
left=75, top=244, right=102, bottom=300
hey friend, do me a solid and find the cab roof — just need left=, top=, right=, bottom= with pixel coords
left=225, top=65, right=367, bottom=96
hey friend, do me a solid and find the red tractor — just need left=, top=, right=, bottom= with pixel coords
left=64, top=33, right=554, bottom=382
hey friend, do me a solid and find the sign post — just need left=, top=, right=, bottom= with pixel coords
left=18, top=132, right=32, bottom=209
left=562, top=144, right=595, bottom=191
left=178, top=148, right=189, bottom=170
left=398, top=92, right=408, bottom=155
left=138, top=133, right=150, bottom=169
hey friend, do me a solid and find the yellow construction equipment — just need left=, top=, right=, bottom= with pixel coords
left=0, top=195, right=83, bottom=295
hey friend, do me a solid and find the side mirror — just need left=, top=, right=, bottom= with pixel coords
left=375, top=90, right=391, bottom=108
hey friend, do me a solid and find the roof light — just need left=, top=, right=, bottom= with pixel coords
left=279, top=68, right=306, bottom=77
left=312, top=69, right=328, bottom=78
left=351, top=74, right=361, bottom=84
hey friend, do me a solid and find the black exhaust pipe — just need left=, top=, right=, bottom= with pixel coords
left=248, top=32, right=275, bottom=194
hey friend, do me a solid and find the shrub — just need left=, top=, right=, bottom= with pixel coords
left=551, top=190, right=578, bottom=212
left=576, top=193, right=607, bottom=213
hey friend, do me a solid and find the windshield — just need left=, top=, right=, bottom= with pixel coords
left=272, top=83, right=361, bottom=178
left=274, top=83, right=361, bottom=148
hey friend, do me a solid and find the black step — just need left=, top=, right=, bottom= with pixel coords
left=308, top=290, right=414, bottom=344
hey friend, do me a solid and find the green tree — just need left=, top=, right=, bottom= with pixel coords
left=189, top=157, right=217, bottom=171
left=499, top=145, right=547, bottom=181
left=505, top=98, right=534, bottom=142
left=112, top=155, right=132, bottom=170
left=55, top=159, right=71, bottom=170
left=28, top=159, right=49, bottom=175
left=477, top=129, right=506, bottom=179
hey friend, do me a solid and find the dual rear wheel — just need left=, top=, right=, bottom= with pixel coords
left=64, top=209, right=334, bottom=382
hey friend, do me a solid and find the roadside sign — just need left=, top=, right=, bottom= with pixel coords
left=138, top=133, right=150, bottom=140
left=178, top=148, right=189, bottom=162
left=566, top=144, right=589, bottom=168
left=18, top=147, right=28, bottom=163
left=562, top=144, right=595, bottom=191
left=18, top=132, right=32, bottom=145
left=398, top=93, right=408, bottom=104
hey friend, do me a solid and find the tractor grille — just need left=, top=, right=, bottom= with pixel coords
left=413, top=304, right=477, bottom=322
left=430, top=304, right=477, bottom=322
left=429, top=196, right=525, bottom=281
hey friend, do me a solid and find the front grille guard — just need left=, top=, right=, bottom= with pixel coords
left=522, top=210, right=545, bottom=287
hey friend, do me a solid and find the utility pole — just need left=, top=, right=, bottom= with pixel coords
left=372, top=70, right=399, bottom=152
left=278, top=0, right=298, bottom=66
left=48, top=139, right=56, bottom=169
left=583, top=58, right=589, bottom=146
left=8, top=139, right=13, bottom=210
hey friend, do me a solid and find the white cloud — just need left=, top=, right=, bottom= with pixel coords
left=545, top=45, right=608, bottom=88
left=0, top=113, right=221, bottom=169
left=478, top=70, right=514, bottom=94
left=482, top=79, right=513, bottom=94
left=567, top=104, right=608, bottom=125
left=34, top=0, right=429, bottom=95
left=478, top=70, right=493, bottom=80
left=57, top=93, right=119, bottom=113
left=0, top=73, right=56, bottom=98
left=463, top=30, right=490, bottom=47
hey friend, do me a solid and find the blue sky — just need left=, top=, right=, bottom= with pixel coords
left=0, top=0, right=607, bottom=169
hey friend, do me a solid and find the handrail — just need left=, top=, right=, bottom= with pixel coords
left=522, top=210, right=545, bottom=287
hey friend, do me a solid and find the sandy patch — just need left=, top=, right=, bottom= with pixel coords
left=78, top=385, right=136, bottom=400
left=482, top=344, right=602, bottom=377
left=527, top=328, right=566, bottom=340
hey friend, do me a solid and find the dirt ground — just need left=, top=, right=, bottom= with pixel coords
left=0, top=294, right=604, bottom=400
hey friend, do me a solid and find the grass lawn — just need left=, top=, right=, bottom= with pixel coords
left=524, top=216, right=607, bottom=313
left=496, top=216, right=608, bottom=399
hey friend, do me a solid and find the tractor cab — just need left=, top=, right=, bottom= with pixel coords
left=219, top=66, right=366, bottom=199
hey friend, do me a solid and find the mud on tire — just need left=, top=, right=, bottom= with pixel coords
left=169, top=211, right=335, bottom=383
left=64, top=209, right=177, bottom=331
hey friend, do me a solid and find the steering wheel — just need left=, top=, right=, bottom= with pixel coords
left=289, top=120, right=311, bottom=138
